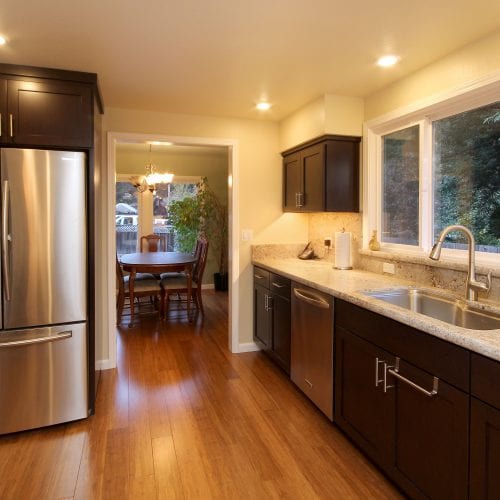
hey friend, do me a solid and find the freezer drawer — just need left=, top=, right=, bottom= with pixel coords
left=0, top=323, right=88, bottom=434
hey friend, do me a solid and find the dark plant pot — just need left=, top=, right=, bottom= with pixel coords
left=214, top=272, right=228, bottom=291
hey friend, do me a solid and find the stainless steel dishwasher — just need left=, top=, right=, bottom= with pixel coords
left=291, top=282, right=334, bottom=420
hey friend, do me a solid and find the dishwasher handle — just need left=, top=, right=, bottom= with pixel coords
left=293, top=288, right=330, bottom=309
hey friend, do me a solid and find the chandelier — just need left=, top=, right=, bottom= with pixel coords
left=130, top=144, right=174, bottom=194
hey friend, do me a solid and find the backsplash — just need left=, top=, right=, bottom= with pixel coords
left=308, top=213, right=362, bottom=265
left=253, top=211, right=500, bottom=305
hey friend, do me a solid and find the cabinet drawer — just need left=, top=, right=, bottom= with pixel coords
left=253, top=267, right=270, bottom=288
left=471, top=353, right=500, bottom=409
left=269, top=273, right=290, bottom=298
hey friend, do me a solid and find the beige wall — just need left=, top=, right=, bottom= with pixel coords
left=98, top=107, right=308, bottom=362
left=365, top=29, right=500, bottom=120
left=279, top=94, right=364, bottom=150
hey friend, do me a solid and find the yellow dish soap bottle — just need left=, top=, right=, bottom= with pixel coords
left=368, top=230, right=381, bottom=251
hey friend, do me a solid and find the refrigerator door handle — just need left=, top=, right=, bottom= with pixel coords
left=2, top=179, right=11, bottom=301
left=0, top=330, right=72, bottom=348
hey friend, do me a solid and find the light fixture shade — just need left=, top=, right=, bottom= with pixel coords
left=130, top=144, right=174, bottom=193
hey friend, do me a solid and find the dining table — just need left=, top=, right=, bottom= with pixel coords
left=120, top=251, right=198, bottom=326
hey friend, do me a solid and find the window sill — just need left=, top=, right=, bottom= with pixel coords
left=359, top=248, right=500, bottom=278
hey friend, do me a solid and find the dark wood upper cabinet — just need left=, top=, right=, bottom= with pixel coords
left=282, top=135, right=360, bottom=213
left=0, top=64, right=102, bottom=148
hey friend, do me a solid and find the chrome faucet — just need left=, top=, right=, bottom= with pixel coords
left=429, top=225, right=492, bottom=301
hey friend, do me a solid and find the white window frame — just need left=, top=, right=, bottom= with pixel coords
left=363, top=72, right=500, bottom=266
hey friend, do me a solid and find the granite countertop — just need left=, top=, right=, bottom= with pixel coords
left=252, top=256, right=500, bottom=362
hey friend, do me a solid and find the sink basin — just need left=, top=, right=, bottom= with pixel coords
left=361, top=287, right=500, bottom=330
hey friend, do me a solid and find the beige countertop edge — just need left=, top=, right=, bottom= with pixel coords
left=252, top=257, right=500, bottom=362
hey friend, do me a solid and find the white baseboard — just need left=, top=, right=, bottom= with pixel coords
left=96, top=359, right=115, bottom=371
left=238, top=342, right=261, bottom=353
left=202, top=283, right=215, bottom=290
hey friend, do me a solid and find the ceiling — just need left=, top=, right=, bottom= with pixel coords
left=0, top=0, right=499, bottom=121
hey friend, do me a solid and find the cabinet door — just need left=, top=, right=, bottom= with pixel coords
left=0, top=78, right=6, bottom=142
left=270, top=293, right=290, bottom=373
left=254, top=284, right=271, bottom=348
left=283, top=152, right=302, bottom=211
left=390, top=360, right=469, bottom=500
left=325, top=139, right=359, bottom=212
left=335, top=326, right=395, bottom=466
left=470, top=398, right=500, bottom=500
left=301, top=143, right=324, bottom=211
left=7, top=79, right=92, bottom=147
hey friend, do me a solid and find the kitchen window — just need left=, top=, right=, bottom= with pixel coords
left=365, top=90, right=500, bottom=259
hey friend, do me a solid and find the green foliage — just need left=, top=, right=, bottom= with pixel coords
left=168, top=196, right=201, bottom=253
left=434, top=101, right=500, bottom=247
left=168, top=178, right=228, bottom=274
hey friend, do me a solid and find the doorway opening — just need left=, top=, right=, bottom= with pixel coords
left=105, top=132, right=239, bottom=368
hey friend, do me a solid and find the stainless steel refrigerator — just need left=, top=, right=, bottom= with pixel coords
left=0, top=148, right=88, bottom=435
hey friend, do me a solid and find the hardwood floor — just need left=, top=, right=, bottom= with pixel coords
left=0, top=291, right=401, bottom=499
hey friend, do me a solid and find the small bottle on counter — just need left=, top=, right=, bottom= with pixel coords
left=368, top=230, right=381, bottom=251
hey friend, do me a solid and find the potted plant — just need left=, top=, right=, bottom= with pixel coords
left=168, top=177, right=228, bottom=291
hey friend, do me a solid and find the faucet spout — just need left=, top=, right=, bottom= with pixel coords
left=428, top=225, right=491, bottom=301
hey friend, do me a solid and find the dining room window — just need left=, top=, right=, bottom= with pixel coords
left=115, top=176, right=200, bottom=256
left=116, top=180, right=139, bottom=256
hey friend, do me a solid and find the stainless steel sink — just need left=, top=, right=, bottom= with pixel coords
left=361, top=287, right=500, bottom=330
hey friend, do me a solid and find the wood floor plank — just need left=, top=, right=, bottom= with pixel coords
left=0, top=291, right=401, bottom=499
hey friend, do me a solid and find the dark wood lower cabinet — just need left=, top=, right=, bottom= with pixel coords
left=254, top=283, right=271, bottom=348
left=253, top=267, right=291, bottom=373
left=335, top=300, right=469, bottom=499
left=392, top=361, right=469, bottom=499
left=335, top=326, right=394, bottom=465
left=470, top=398, right=500, bottom=499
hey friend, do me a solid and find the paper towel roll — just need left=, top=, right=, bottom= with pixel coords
left=335, top=232, right=352, bottom=269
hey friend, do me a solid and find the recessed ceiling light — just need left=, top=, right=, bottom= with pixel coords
left=377, top=55, right=400, bottom=67
left=0, top=36, right=7, bottom=46
left=256, top=101, right=272, bottom=111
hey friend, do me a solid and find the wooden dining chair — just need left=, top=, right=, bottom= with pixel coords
left=116, top=256, right=161, bottom=324
left=160, top=237, right=209, bottom=318
left=159, top=238, right=202, bottom=281
left=140, top=233, right=163, bottom=252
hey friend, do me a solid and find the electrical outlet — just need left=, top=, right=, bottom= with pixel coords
left=324, top=237, right=332, bottom=248
left=383, top=262, right=395, bottom=274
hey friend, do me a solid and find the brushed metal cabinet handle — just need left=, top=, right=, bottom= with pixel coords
left=271, top=281, right=285, bottom=288
left=9, top=113, right=13, bottom=137
left=385, top=357, right=439, bottom=397
left=375, top=357, right=385, bottom=387
left=0, top=112, right=2, bottom=136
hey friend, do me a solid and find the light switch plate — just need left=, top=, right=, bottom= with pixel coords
left=241, top=229, right=253, bottom=241
left=383, top=262, right=395, bottom=274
